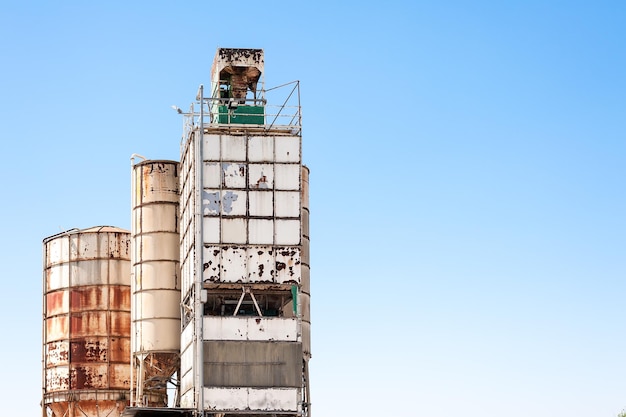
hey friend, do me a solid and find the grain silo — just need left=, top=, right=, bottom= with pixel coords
left=42, top=226, right=131, bottom=417
left=177, top=47, right=311, bottom=417
left=130, top=159, right=182, bottom=408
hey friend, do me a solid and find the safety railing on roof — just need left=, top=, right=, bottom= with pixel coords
left=180, top=80, right=301, bottom=144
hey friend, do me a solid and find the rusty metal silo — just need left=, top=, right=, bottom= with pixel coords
left=130, top=159, right=181, bottom=407
left=42, top=226, right=131, bottom=417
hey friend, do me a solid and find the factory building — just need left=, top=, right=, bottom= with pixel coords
left=42, top=48, right=310, bottom=417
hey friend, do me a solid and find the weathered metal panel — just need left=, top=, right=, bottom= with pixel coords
left=274, top=164, right=301, bottom=190
left=47, top=236, right=70, bottom=266
left=203, top=387, right=299, bottom=412
left=203, top=161, right=221, bottom=188
left=70, top=261, right=107, bottom=287
left=249, top=190, right=273, bottom=217
left=181, top=251, right=195, bottom=297
left=300, top=292, right=310, bottom=322
left=248, top=136, right=274, bottom=162
left=70, top=363, right=109, bottom=389
left=302, top=321, right=311, bottom=358
left=202, top=217, right=220, bottom=244
left=136, top=204, right=178, bottom=232
left=46, top=264, right=69, bottom=291
left=45, top=396, right=127, bottom=417
left=136, top=161, right=179, bottom=204
left=275, top=191, right=300, bottom=218
left=47, top=290, right=69, bottom=316
left=245, top=317, right=298, bottom=341
left=109, top=363, right=131, bottom=388
left=70, top=337, right=108, bottom=363
left=220, top=135, right=246, bottom=161
left=137, top=232, right=180, bottom=261
left=246, top=246, right=273, bottom=281
left=203, top=341, right=302, bottom=387
left=301, top=265, right=310, bottom=293
left=46, top=316, right=69, bottom=342
left=204, top=387, right=248, bottom=411
left=302, top=208, right=310, bottom=238
left=275, top=136, right=301, bottom=163
left=203, top=134, right=221, bottom=161
left=108, top=259, right=131, bottom=286
left=221, top=246, right=248, bottom=281
left=203, top=245, right=221, bottom=281
left=248, top=388, right=299, bottom=411
left=109, top=337, right=130, bottom=363
left=301, top=236, right=310, bottom=266
left=202, top=189, right=246, bottom=216
left=275, top=248, right=301, bottom=284
left=46, top=367, right=70, bottom=391
left=69, top=312, right=108, bottom=338
left=249, top=219, right=274, bottom=245
left=181, top=370, right=194, bottom=398
left=180, top=343, right=193, bottom=376
left=136, top=317, right=181, bottom=351
left=222, top=218, right=247, bottom=244
left=248, top=163, right=274, bottom=188
left=275, top=220, right=301, bottom=245
left=204, top=246, right=303, bottom=284
left=203, top=317, right=246, bottom=340
left=74, top=233, right=99, bottom=260
left=203, top=317, right=298, bottom=341
left=301, top=165, right=309, bottom=209
left=69, top=286, right=108, bottom=312
left=136, top=261, right=179, bottom=290
left=222, top=163, right=246, bottom=188
left=180, top=390, right=194, bottom=408
left=181, top=322, right=194, bottom=350
left=46, top=340, right=69, bottom=367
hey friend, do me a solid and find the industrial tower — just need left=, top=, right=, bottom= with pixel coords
left=177, top=48, right=311, bottom=417
left=42, top=48, right=309, bottom=417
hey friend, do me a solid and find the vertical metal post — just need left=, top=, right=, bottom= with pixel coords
left=194, top=84, right=205, bottom=415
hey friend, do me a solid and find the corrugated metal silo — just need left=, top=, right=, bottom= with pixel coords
left=42, top=226, right=131, bottom=417
left=130, top=160, right=181, bottom=407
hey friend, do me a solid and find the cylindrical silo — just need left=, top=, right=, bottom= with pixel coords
left=130, top=160, right=181, bottom=407
left=42, top=226, right=131, bottom=417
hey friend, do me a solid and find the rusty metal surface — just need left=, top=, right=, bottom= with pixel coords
left=43, top=228, right=131, bottom=416
left=45, top=392, right=128, bottom=417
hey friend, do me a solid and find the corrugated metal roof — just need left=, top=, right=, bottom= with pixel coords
left=43, top=225, right=130, bottom=243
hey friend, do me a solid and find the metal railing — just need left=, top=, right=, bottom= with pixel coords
left=180, top=80, right=301, bottom=144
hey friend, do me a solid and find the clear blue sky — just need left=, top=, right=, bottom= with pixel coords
left=0, top=1, right=624, bottom=416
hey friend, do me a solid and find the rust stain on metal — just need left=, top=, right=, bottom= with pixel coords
left=71, top=338, right=108, bottom=362
left=46, top=291, right=67, bottom=316
left=69, top=286, right=107, bottom=312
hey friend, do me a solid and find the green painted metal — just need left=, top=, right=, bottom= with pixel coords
left=217, top=105, right=265, bottom=124
left=291, top=285, right=298, bottom=315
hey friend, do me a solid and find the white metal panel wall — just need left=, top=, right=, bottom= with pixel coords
left=203, top=387, right=299, bottom=412
left=202, top=246, right=301, bottom=283
left=180, top=137, right=196, bottom=298
left=198, top=133, right=302, bottom=284
left=203, top=317, right=298, bottom=341
left=179, top=322, right=194, bottom=405
left=180, top=127, right=308, bottom=414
